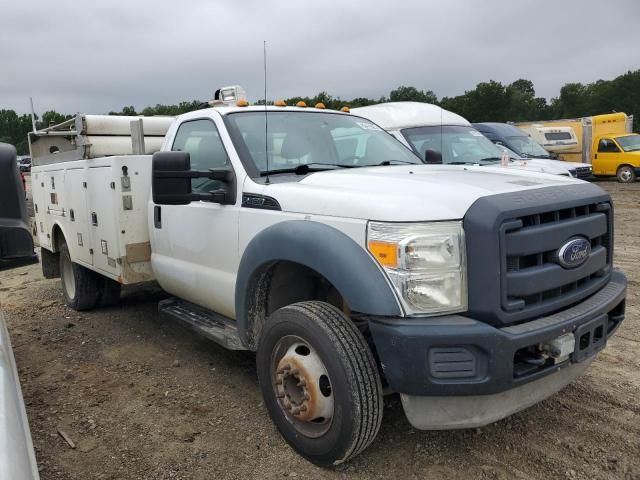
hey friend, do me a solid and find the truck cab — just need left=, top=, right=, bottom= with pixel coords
left=30, top=89, right=627, bottom=467
left=592, top=133, right=640, bottom=182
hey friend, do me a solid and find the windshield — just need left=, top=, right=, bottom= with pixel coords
left=225, top=111, right=422, bottom=175
left=615, top=134, right=640, bottom=152
left=401, top=125, right=503, bottom=165
left=507, top=136, right=550, bottom=158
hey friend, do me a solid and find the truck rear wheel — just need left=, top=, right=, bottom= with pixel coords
left=256, top=301, right=383, bottom=467
left=617, top=165, right=636, bottom=183
left=59, top=241, right=101, bottom=310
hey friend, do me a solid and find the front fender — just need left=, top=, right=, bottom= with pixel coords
left=235, top=220, right=402, bottom=346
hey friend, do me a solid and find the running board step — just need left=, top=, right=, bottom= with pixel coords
left=158, top=298, right=246, bottom=350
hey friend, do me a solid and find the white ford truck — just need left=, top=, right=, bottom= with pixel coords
left=30, top=87, right=627, bottom=466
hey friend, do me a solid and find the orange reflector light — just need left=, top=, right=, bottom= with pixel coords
left=296, top=101, right=307, bottom=108
left=340, top=106, right=350, bottom=113
left=237, top=99, right=249, bottom=107
left=315, top=102, right=326, bottom=109
left=275, top=99, right=287, bottom=107
left=368, top=241, right=398, bottom=268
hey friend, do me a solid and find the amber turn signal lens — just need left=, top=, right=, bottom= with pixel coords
left=296, top=101, right=307, bottom=108
left=368, top=240, right=398, bottom=268
left=236, top=99, right=249, bottom=107
left=275, top=99, right=287, bottom=107
left=340, top=106, right=350, bottom=113
left=315, top=102, right=326, bottom=109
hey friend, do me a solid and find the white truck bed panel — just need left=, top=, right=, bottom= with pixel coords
left=32, top=156, right=154, bottom=284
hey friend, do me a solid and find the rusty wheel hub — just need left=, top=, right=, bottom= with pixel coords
left=273, top=341, right=334, bottom=429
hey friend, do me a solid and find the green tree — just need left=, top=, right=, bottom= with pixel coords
left=389, top=86, right=437, bottom=104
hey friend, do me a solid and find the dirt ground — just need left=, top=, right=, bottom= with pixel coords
left=1, top=179, right=639, bottom=480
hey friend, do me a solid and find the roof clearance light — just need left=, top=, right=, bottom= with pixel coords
left=315, top=102, right=326, bottom=109
left=237, top=99, right=249, bottom=107
left=296, top=101, right=307, bottom=108
left=275, top=99, right=287, bottom=107
left=340, top=106, right=350, bottom=113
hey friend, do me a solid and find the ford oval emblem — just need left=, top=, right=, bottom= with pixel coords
left=558, top=237, right=591, bottom=269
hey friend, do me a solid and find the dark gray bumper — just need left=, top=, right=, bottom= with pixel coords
left=369, top=271, right=626, bottom=397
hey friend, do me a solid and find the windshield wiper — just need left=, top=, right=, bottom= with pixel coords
left=260, top=163, right=354, bottom=176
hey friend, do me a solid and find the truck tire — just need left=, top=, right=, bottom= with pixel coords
left=256, top=301, right=383, bottom=467
left=616, top=165, right=636, bottom=183
left=59, top=241, right=100, bottom=310
left=98, top=277, right=122, bottom=307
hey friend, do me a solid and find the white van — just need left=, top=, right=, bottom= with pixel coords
left=353, top=102, right=584, bottom=178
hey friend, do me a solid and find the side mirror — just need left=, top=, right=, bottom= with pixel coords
left=152, top=151, right=236, bottom=205
left=0, top=143, right=38, bottom=271
left=424, top=149, right=443, bottom=164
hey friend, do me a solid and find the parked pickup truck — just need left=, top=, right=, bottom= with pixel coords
left=29, top=86, right=627, bottom=466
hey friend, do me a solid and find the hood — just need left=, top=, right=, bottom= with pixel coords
left=558, top=161, right=592, bottom=168
left=523, top=157, right=591, bottom=169
left=505, top=159, right=571, bottom=175
left=249, top=165, right=579, bottom=221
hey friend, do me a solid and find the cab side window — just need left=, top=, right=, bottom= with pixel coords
left=172, top=119, right=230, bottom=192
left=598, top=138, right=620, bottom=153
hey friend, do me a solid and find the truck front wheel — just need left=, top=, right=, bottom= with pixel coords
left=59, top=241, right=101, bottom=310
left=617, top=165, right=636, bottom=183
left=256, top=301, right=383, bottom=467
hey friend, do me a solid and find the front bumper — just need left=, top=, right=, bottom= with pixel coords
left=369, top=270, right=626, bottom=398
left=400, top=358, right=593, bottom=430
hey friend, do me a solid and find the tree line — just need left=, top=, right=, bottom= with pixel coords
left=3, top=69, right=639, bottom=154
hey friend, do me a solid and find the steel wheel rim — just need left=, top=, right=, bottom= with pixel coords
left=620, top=168, right=632, bottom=182
left=62, top=253, right=76, bottom=300
left=270, top=335, right=334, bottom=438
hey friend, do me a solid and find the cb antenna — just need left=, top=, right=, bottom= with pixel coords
left=263, top=40, right=270, bottom=185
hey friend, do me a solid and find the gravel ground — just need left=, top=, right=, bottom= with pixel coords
left=1, top=179, right=639, bottom=480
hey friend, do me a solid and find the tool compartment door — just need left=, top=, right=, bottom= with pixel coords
left=31, top=171, right=50, bottom=249
left=87, top=166, right=122, bottom=278
left=64, top=168, right=92, bottom=265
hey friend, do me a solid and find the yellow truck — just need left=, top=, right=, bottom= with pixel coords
left=517, top=113, right=640, bottom=183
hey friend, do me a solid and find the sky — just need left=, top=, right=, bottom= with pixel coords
left=1, top=0, right=639, bottom=115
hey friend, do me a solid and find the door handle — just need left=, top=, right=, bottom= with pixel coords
left=154, top=206, right=162, bottom=229
left=594, top=153, right=598, bottom=159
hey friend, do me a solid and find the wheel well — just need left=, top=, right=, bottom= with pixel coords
left=51, top=223, right=65, bottom=252
left=245, top=261, right=348, bottom=349
left=617, top=164, right=634, bottom=171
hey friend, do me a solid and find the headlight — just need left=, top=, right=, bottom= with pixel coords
left=367, top=222, right=467, bottom=316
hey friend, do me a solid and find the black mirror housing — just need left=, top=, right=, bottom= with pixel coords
left=152, top=151, right=237, bottom=206
left=152, top=151, right=193, bottom=205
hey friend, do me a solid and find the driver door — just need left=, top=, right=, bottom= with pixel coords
left=593, top=138, right=620, bottom=176
left=150, top=117, right=240, bottom=318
